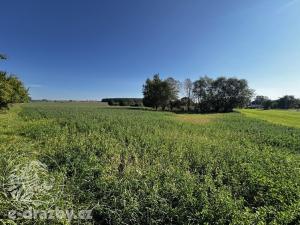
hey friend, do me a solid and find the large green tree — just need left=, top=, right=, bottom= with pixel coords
left=193, top=76, right=253, bottom=113
left=0, top=54, right=29, bottom=108
left=7, top=75, right=30, bottom=103
left=192, top=76, right=214, bottom=111
left=0, top=71, right=13, bottom=108
left=0, top=72, right=29, bottom=108
left=143, top=74, right=179, bottom=110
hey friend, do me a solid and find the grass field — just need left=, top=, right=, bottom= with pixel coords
left=0, top=103, right=299, bottom=224
left=240, top=109, right=300, bottom=128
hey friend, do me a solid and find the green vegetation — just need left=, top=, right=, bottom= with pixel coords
left=240, top=109, right=300, bottom=128
left=142, top=75, right=253, bottom=113
left=0, top=54, right=30, bottom=108
left=251, top=95, right=300, bottom=110
left=143, top=74, right=180, bottom=110
left=0, top=71, right=30, bottom=108
left=102, top=98, right=143, bottom=106
left=1, top=102, right=299, bottom=224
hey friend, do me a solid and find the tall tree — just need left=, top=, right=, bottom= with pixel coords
left=0, top=55, right=30, bottom=108
left=193, top=76, right=253, bottom=113
left=165, top=77, right=180, bottom=101
left=192, top=76, right=213, bottom=112
left=0, top=71, right=13, bottom=108
left=165, top=77, right=180, bottom=110
left=143, top=74, right=163, bottom=110
left=7, top=75, right=30, bottom=103
left=183, top=78, right=193, bottom=111
left=143, top=74, right=179, bottom=110
left=217, top=77, right=253, bottom=112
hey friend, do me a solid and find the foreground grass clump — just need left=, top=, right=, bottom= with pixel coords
left=240, top=109, right=300, bottom=128
left=0, top=103, right=299, bottom=224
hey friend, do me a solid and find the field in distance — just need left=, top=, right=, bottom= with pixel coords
left=240, top=109, right=300, bottom=128
left=0, top=102, right=299, bottom=224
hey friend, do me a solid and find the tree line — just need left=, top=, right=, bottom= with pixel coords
left=0, top=54, right=30, bottom=108
left=142, top=74, right=254, bottom=113
left=251, top=95, right=300, bottom=110
left=102, top=98, right=143, bottom=106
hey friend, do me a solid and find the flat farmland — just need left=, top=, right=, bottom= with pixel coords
left=0, top=103, right=299, bottom=224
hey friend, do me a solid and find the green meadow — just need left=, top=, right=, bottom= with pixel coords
left=240, top=109, right=300, bottom=128
left=0, top=103, right=299, bottom=224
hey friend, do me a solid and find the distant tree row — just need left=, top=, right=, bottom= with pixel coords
left=143, top=74, right=254, bottom=113
left=102, top=98, right=143, bottom=106
left=0, top=54, right=30, bottom=108
left=251, top=95, right=300, bottom=110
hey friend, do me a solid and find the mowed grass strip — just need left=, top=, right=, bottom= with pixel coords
left=239, top=109, right=300, bottom=128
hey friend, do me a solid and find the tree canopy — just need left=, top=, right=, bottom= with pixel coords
left=250, top=95, right=300, bottom=110
left=0, top=71, right=30, bottom=108
left=192, top=76, right=253, bottom=113
left=102, top=98, right=143, bottom=106
left=142, top=75, right=253, bottom=112
left=0, top=55, right=29, bottom=108
left=183, top=78, right=193, bottom=111
left=142, top=74, right=179, bottom=110
left=277, top=95, right=299, bottom=109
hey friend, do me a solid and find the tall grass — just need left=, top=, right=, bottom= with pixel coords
left=0, top=103, right=299, bottom=224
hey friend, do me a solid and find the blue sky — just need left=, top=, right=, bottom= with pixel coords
left=1, top=0, right=299, bottom=100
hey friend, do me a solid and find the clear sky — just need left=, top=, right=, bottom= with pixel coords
left=1, top=0, right=299, bottom=100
